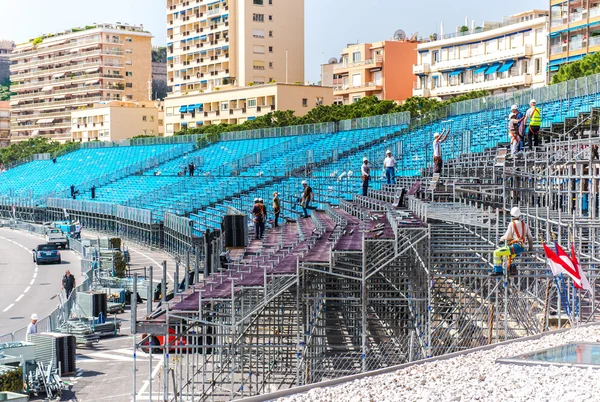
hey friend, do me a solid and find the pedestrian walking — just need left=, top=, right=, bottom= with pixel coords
left=251, top=198, right=265, bottom=239
left=62, top=270, right=76, bottom=299
left=525, top=99, right=542, bottom=150
left=27, top=314, right=38, bottom=334
left=301, top=181, right=313, bottom=218
left=361, top=157, right=371, bottom=196
left=272, top=192, right=281, bottom=228
left=383, top=150, right=396, bottom=185
left=188, top=162, right=195, bottom=176
left=491, top=207, right=534, bottom=276
left=433, top=129, right=450, bottom=174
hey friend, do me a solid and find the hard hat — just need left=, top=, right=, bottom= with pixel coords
left=386, top=150, right=392, bottom=154
left=511, top=104, right=518, bottom=110
left=254, top=198, right=259, bottom=202
left=510, top=206, right=521, bottom=218
left=273, top=191, right=278, bottom=195
left=258, top=198, right=263, bottom=202
left=530, top=99, right=536, bottom=104
left=302, top=180, right=307, bottom=185
left=363, top=157, right=368, bottom=162
left=434, top=132, right=441, bottom=138
left=31, top=313, right=38, bottom=320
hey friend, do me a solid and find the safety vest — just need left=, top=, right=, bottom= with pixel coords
left=510, top=221, right=526, bottom=246
left=530, top=107, right=542, bottom=127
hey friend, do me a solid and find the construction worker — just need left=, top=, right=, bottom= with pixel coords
left=251, top=198, right=265, bottom=239
left=525, top=99, right=542, bottom=150
left=508, top=107, right=525, bottom=157
left=383, top=150, right=396, bottom=185
left=433, top=130, right=450, bottom=174
left=361, top=157, right=371, bottom=196
left=491, top=207, right=534, bottom=276
left=272, top=192, right=281, bottom=228
left=301, top=180, right=313, bottom=218
left=258, top=198, right=266, bottom=235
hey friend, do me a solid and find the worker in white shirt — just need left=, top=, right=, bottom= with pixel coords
left=383, top=150, right=396, bottom=185
left=27, top=313, right=38, bottom=334
left=492, top=207, right=534, bottom=276
left=361, top=157, right=371, bottom=196
left=433, top=129, right=450, bottom=174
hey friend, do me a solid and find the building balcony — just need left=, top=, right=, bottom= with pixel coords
left=413, top=63, right=431, bottom=75
left=12, top=61, right=117, bottom=81
left=431, top=74, right=532, bottom=97
left=11, top=83, right=118, bottom=101
left=334, top=81, right=383, bottom=95
left=11, top=73, right=123, bottom=91
left=412, top=87, right=430, bottom=97
left=333, top=56, right=383, bottom=73
left=11, top=96, right=113, bottom=111
left=12, top=39, right=122, bottom=60
left=431, top=45, right=533, bottom=73
left=11, top=49, right=123, bottom=72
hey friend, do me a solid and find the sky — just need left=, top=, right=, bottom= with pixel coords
left=0, top=0, right=548, bottom=83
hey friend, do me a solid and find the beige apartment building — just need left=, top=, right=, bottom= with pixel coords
left=0, top=101, right=9, bottom=148
left=71, top=100, right=159, bottom=142
left=165, top=83, right=333, bottom=134
left=164, top=0, right=321, bottom=131
left=10, top=23, right=153, bottom=143
left=326, top=40, right=418, bottom=104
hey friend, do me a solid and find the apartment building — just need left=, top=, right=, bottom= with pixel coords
left=327, top=40, right=418, bottom=104
left=413, top=10, right=549, bottom=100
left=549, top=1, right=600, bottom=74
left=0, top=40, right=14, bottom=83
left=10, top=23, right=152, bottom=143
left=71, top=100, right=159, bottom=142
left=0, top=101, right=9, bottom=148
left=164, top=0, right=327, bottom=130
left=165, top=83, right=333, bottom=134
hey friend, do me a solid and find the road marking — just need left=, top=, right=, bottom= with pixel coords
left=15, top=294, right=24, bottom=302
left=24, top=286, right=31, bottom=293
left=29, top=279, right=35, bottom=285
left=0, top=234, right=38, bottom=313
left=32, top=272, right=37, bottom=279
left=136, top=354, right=164, bottom=399
left=3, top=304, right=14, bottom=313
left=127, top=247, right=174, bottom=282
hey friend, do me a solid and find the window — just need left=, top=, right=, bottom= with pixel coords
left=269, top=62, right=273, bottom=69
left=253, top=60, right=265, bottom=70
left=253, top=45, right=265, bottom=54
left=126, top=60, right=132, bottom=65
left=269, top=0, right=272, bottom=3
left=221, top=102, right=229, bottom=110
left=268, top=46, right=273, bottom=52
left=269, top=15, right=273, bottom=21
left=535, top=58, right=542, bottom=75
left=125, top=37, right=132, bottom=42
left=352, top=73, right=361, bottom=87
left=126, top=49, right=132, bottom=54
left=248, top=98, right=257, bottom=107
left=253, top=29, right=265, bottom=38
left=253, top=0, right=263, bottom=4
left=374, top=71, right=382, bottom=86
left=352, top=96, right=361, bottom=103
left=352, top=51, right=361, bottom=63
left=126, top=83, right=133, bottom=88
left=142, top=116, right=147, bottom=121
left=253, top=13, right=264, bottom=22
left=432, top=50, right=440, bottom=63
left=269, top=30, right=273, bottom=37
left=126, top=71, right=133, bottom=77
left=149, top=130, right=154, bottom=135
left=150, top=115, right=155, bottom=122
left=302, top=98, right=308, bottom=107
left=167, top=123, right=173, bottom=133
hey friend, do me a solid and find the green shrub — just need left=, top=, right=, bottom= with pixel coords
left=0, top=367, right=23, bottom=392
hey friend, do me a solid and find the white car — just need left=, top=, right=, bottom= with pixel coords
left=45, top=228, right=68, bottom=249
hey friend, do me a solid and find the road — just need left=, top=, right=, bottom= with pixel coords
left=0, top=227, right=84, bottom=336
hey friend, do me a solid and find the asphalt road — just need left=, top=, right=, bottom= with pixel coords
left=0, top=227, right=84, bottom=336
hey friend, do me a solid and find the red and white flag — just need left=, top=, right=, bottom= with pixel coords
left=570, top=243, right=593, bottom=295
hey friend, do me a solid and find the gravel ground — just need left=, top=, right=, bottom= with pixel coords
left=280, top=325, right=600, bottom=402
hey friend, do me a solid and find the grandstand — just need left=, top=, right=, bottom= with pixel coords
left=1, top=75, right=600, bottom=401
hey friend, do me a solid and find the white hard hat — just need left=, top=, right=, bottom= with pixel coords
left=31, top=313, right=38, bottom=320
left=258, top=198, right=263, bottom=202
left=302, top=180, right=307, bottom=185
left=511, top=104, right=518, bottom=110
left=510, top=206, right=521, bottom=218
left=363, top=157, right=368, bottom=162
left=254, top=198, right=259, bottom=202
left=530, top=99, right=536, bottom=104
left=434, top=132, right=441, bottom=138
left=386, top=150, right=392, bottom=154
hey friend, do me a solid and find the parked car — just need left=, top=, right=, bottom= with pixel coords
left=32, top=244, right=61, bottom=265
left=45, top=228, right=68, bottom=249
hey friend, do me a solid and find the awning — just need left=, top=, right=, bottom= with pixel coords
left=195, top=103, right=204, bottom=110
left=42, top=86, right=54, bottom=92
left=31, top=130, right=39, bottom=136
left=52, top=72, right=65, bottom=79
left=497, top=60, right=515, bottom=73
left=54, top=95, right=66, bottom=100
left=181, top=121, right=188, bottom=125
left=549, top=66, right=560, bottom=72
left=10, top=100, right=20, bottom=106
left=473, top=66, right=488, bottom=74
left=196, top=121, right=204, bottom=126
left=85, top=79, right=99, bottom=85
left=449, top=69, right=464, bottom=76
left=485, top=64, right=500, bottom=75
left=186, top=105, right=197, bottom=112
left=37, top=118, right=55, bottom=124
left=179, top=106, right=187, bottom=113
left=70, top=48, right=80, bottom=53
left=85, top=68, right=99, bottom=73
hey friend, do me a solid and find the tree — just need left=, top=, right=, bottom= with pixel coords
left=551, top=51, right=600, bottom=84
left=0, top=78, right=12, bottom=101
left=152, top=47, right=167, bottom=63
left=0, top=137, right=79, bottom=166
